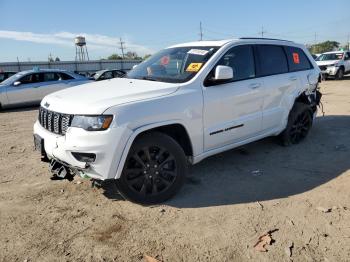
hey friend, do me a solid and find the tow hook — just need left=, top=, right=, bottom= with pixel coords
left=49, top=160, right=74, bottom=181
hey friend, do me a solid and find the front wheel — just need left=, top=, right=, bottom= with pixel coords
left=280, top=102, right=313, bottom=146
left=335, top=67, right=344, bottom=80
left=115, top=132, right=188, bottom=204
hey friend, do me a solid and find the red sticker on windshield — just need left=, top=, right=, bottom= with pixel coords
left=293, top=53, right=300, bottom=64
left=160, top=56, right=170, bottom=65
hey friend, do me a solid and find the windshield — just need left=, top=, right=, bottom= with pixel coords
left=316, top=53, right=343, bottom=61
left=0, top=72, right=25, bottom=85
left=127, top=46, right=218, bottom=83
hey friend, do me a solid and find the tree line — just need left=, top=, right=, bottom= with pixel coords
left=107, top=52, right=151, bottom=61
left=308, top=40, right=349, bottom=54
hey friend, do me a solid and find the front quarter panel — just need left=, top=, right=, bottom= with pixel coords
left=103, top=85, right=203, bottom=179
left=0, top=85, right=9, bottom=107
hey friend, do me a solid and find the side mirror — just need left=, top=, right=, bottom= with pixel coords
left=214, top=65, right=233, bottom=81
left=132, top=65, right=137, bottom=69
left=13, top=81, right=21, bottom=86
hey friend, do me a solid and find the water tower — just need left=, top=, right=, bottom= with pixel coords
left=75, top=36, right=89, bottom=61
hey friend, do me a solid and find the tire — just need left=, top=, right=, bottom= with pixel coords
left=115, top=132, right=188, bottom=204
left=335, top=67, right=344, bottom=80
left=280, top=102, right=313, bottom=146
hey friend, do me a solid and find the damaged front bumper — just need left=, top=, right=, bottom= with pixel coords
left=33, top=120, right=132, bottom=180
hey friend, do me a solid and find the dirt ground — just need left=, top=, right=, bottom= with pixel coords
left=0, top=77, right=350, bottom=262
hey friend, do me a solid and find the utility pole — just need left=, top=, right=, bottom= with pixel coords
left=259, top=26, right=267, bottom=38
left=118, top=37, right=126, bottom=59
left=199, top=21, right=203, bottom=41
left=314, top=32, right=317, bottom=45
left=347, top=33, right=350, bottom=50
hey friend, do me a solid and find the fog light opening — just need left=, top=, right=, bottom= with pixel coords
left=71, top=152, right=96, bottom=163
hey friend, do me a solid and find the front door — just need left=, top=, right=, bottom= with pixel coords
left=6, top=73, right=42, bottom=105
left=203, top=45, right=264, bottom=150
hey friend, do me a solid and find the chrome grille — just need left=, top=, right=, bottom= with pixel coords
left=38, top=107, right=73, bottom=135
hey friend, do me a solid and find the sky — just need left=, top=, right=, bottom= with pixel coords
left=0, top=0, right=349, bottom=62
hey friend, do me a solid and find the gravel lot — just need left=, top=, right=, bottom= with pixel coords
left=0, top=78, right=349, bottom=262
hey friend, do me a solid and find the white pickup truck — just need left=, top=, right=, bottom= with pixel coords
left=34, top=38, right=322, bottom=204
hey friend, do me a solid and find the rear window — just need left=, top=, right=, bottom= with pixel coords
left=284, top=46, right=312, bottom=72
left=256, top=45, right=288, bottom=76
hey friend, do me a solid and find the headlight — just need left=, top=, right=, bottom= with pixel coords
left=71, top=115, right=113, bottom=131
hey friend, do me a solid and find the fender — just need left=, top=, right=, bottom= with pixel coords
left=0, top=86, right=9, bottom=108
left=114, top=119, right=190, bottom=179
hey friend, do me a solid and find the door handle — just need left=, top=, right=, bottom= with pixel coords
left=289, top=76, right=298, bottom=81
left=249, top=83, right=261, bottom=89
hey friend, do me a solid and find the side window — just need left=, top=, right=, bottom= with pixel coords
left=43, top=72, right=60, bottom=82
left=345, top=52, right=350, bottom=60
left=284, top=46, right=312, bottom=71
left=103, top=71, right=113, bottom=79
left=256, top=45, right=288, bottom=76
left=19, top=73, right=41, bottom=84
left=58, top=73, right=74, bottom=80
left=113, top=70, right=125, bottom=78
left=215, top=45, right=255, bottom=81
left=0, top=73, right=5, bottom=82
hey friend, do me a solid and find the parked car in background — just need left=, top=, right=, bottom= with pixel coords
left=91, top=69, right=126, bottom=81
left=0, top=69, right=91, bottom=109
left=316, top=51, right=350, bottom=79
left=0, top=71, right=17, bottom=83
left=34, top=38, right=322, bottom=204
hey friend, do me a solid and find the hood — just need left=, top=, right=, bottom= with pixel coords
left=42, top=78, right=179, bottom=114
left=316, top=60, right=339, bottom=66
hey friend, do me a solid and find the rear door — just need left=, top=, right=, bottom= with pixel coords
left=255, top=45, right=300, bottom=132
left=35, top=72, right=64, bottom=99
left=203, top=44, right=264, bottom=150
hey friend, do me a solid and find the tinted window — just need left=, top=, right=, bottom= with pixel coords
left=0, top=73, right=5, bottom=82
left=44, top=72, right=60, bottom=82
left=113, top=70, right=125, bottom=78
left=284, top=46, right=312, bottom=71
left=216, top=45, right=255, bottom=81
left=19, top=73, right=41, bottom=84
left=257, top=45, right=288, bottom=76
left=102, top=71, right=113, bottom=79
left=345, top=52, right=350, bottom=60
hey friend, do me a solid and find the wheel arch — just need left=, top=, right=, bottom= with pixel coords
left=114, top=120, right=193, bottom=179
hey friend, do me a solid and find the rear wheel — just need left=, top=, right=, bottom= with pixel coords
left=280, top=102, right=313, bottom=146
left=335, top=67, right=344, bottom=80
left=115, top=132, right=188, bottom=204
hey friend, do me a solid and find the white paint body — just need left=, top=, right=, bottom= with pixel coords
left=33, top=39, right=321, bottom=180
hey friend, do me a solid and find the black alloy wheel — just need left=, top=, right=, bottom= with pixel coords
left=115, top=132, right=187, bottom=204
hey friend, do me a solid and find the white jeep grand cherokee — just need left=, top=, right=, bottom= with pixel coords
left=315, top=50, right=350, bottom=80
left=34, top=38, right=322, bottom=204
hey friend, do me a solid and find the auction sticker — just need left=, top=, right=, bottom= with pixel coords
left=187, top=49, right=209, bottom=56
left=186, top=63, right=203, bottom=72
left=292, top=53, right=300, bottom=64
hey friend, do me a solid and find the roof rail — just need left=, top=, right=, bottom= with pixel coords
left=239, top=37, right=293, bottom=42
